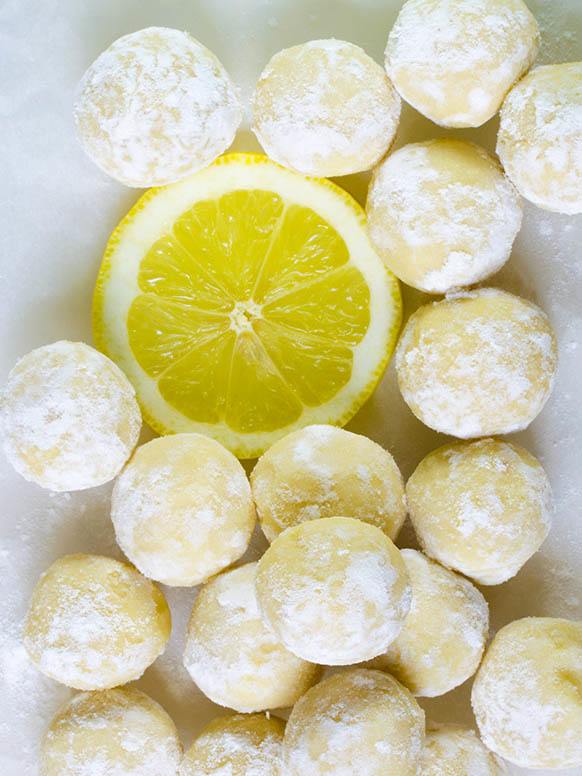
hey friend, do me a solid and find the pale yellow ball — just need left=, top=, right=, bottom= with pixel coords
left=111, top=433, right=256, bottom=586
left=251, top=425, right=406, bottom=543
left=421, top=724, right=505, bottom=776
left=41, top=687, right=181, bottom=776
left=472, top=617, right=582, bottom=769
left=385, top=0, right=539, bottom=128
left=183, top=562, right=320, bottom=713
left=395, top=289, right=558, bottom=438
left=371, top=550, right=489, bottom=696
left=74, top=27, right=242, bottom=187
left=498, top=62, right=582, bottom=214
left=255, top=517, right=411, bottom=665
left=24, top=554, right=170, bottom=690
left=406, top=438, right=553, bottom=585
left=252, top=39, right=401, bottom=177
left=180, top=713, right=285, bottom=776
left=367, top=140, right=522, bottom=293
left=1, top=341, right=141, bottom=492
left=282, top=668, right=425, bottom=776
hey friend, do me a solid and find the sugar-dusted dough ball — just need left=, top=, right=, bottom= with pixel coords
left=498, top=62, right=582, bottom=214
left=111, top=433, right=255, bottom=586
left=183, top=562, right=320, bottom=712
left=41, top=687, right=181, bottom=776
left=255, top=517, right=411, bottom=665
left=24, top=554, right=170, bottom=690
left=421, top=724, right=505, bottom=776
left=1, top=341, right=141, bottom=492
left=385, top=0, right=539, bottom=128
left=252, top=39, right=401, bottom=177
left=180, top=713, right=285, bottom=776
left=472, top=617, right=582, bottom=769
left=371, top=550, right=488, bottom=696
left=251, top=425, right=406, bottom=543
left=406, top=438, right=553, bottom=585
left=395, top=289, right=557, bottom=438
left=283, top=669, right=424, bottom=775
left=74, top=27, right=242, bottom=187
left=367, top=140, right=522, bottom=294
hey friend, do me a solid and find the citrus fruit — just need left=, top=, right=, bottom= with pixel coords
left=93, top=153, right=401, bottom=458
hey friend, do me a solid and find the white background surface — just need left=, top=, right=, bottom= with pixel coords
left=1, top=1, right=582, bottom=774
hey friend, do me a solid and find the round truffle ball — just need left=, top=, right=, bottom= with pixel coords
left=406, top=438, right=553, bottom=585
left=24, top=554, right=170, bottom=690
left=472, top=617, right=582, bottom=769
left=183, top=562, right=320, bottom=712
left=371, top=550, right=489, bottom=696
left=394, top=288, right=557, bottom=438
left=74, top=27, right=242, bottom=187
left=421, top=724, right=505, bottom=776
left=385, top=0, right=539, bottom=127
left=252, top=39, right=401, bottom=177
left=282, top=669, right=424, bottom=775
left=1, top=341, right=141, bottom=492
left=255, top=517, right=411, bottom=665
left=366, top=140, right=522, bottom=293
left=180, top=713, right=285, bottom=776
left=41, top=688, right=181, bottom=776
left=251, top=425, right=406, bottom=543
left=498, top=62, right=582, bottom=214
left=111, top=433, right=256, bottom=587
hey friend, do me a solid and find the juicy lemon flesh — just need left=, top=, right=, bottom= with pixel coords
left=127, top=189, right=370, bottom=435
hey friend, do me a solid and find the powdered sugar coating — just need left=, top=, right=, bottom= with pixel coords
left=111, top=433, right=255, bottom=587
left=282, top=668, right=424, bottom=776
left=183, top=562, right=320, bottom=713
left=498, top=62, right=582, bottom=214
left=24, top=554, right=170, bottom=690
left=255, top=517, right=411, bottom=665
left=251, top=425, right=406, bottom=543
left=420, top=724, right=506, bottom=776
left=366, top=140, right=522, bottom=294
left=406, top=438, right=553, bottom=585
left=252, top=39, right=401, bottom=177
left=41, top=687, right=181, bottom=776
left=471, top=617, right=582, bottom=769
left=74, top=27, right=242, bottom=187
left=1, top=341, right=141, bottom=492
left=395, top=288, right=558, bottom=438
left=385, top=0, right=539, bottom=128
left=371, top=550, right=489, bottom=697
left=180, top=713, right=285, bottom=776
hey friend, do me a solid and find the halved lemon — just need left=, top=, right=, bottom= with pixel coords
left=93, top=153, right=401, bottom=458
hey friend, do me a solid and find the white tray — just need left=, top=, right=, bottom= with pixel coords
left=1, top=1, right=581, bottom=774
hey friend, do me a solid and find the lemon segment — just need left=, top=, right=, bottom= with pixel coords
left=94, top=153, right=401, bottom=458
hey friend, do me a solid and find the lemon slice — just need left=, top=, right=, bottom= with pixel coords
left=94, top=153, right=401, bottom=458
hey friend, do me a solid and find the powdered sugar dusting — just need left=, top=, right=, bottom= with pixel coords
left=421, top=724, right=506, bottom=775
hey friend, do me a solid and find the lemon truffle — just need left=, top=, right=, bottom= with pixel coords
left=111, top=433, right=256, bottom=587
left=421, top=724, right=505, bottom=776
left=1, top=341, right=141, bottom=492
left=472, top=617, right=582, bottom=769
left=41, top=688, right=181, bottom=776
left=74, top=27, right=242, bottom=187
left=255, top=517, right=411, bottom=665
left=395, top=289, right=557, bottom=438
left=251, top=425, right=406, bottom=543
left=406, top=438, right=553, bottom=585
left=252, top=39, right=401, bottom=177
left=367, top=140, right=522, bottom=293
left=385, top=0, right=539, bottom=128
left=183, top=562, right=320, bottom=712
left=24, top=554, right=170, bottom=690
left=498, top=62, right=582, bottom=214
left=371, top=550, right=489, bottom=696
left=282, top=669, right=424, bottom=775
